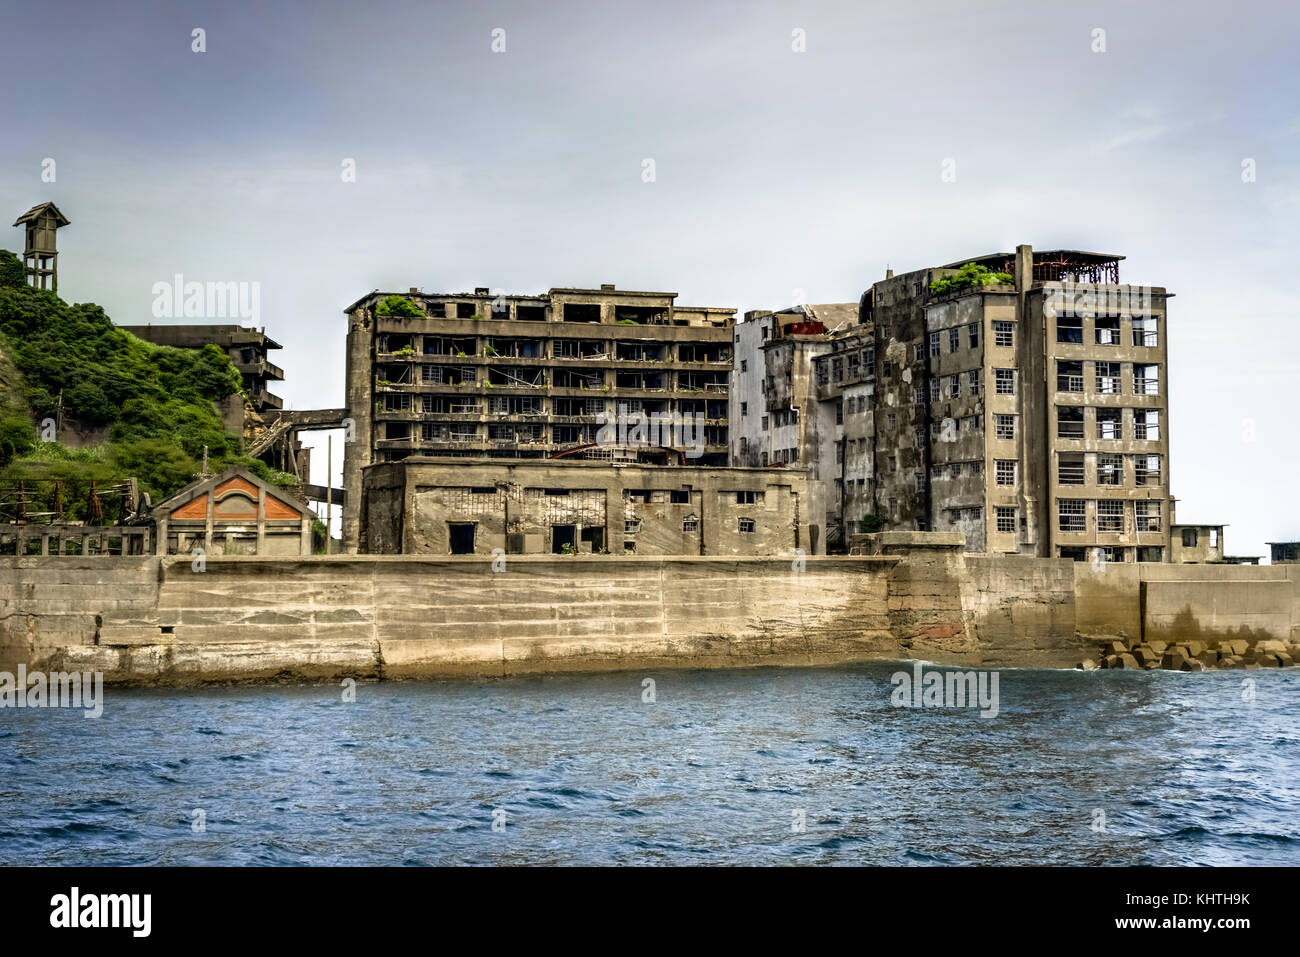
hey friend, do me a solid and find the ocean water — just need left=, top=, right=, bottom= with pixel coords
left=2, top=662, right=1297, bottom=866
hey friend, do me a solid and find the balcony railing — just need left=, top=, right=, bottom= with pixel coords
left=1096, top=376, right=1121, bottom=394
left=1058, top=464, right=1086, bottom=485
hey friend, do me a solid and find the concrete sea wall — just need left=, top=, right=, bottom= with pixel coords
left=2, top=537, right=1298, bottom=684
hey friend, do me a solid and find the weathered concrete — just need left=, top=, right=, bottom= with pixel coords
left=4, top=537, right=1299, bottom=685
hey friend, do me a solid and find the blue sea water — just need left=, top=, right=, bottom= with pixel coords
left=1, top=662, right=1297, bottom=866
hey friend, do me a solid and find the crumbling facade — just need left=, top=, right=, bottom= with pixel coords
left=734, top=245, right=1175, bottom=562
left=343, top=284, right=735, bottom=551
left=362, top=457, right=806, bottom=557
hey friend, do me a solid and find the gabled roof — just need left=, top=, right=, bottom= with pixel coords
left=151, top=466, right=306, bottom=520
left=13, top=202, right=70, bottom=227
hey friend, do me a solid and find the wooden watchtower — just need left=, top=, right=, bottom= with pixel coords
left=12, top=202, right=70, bottom=293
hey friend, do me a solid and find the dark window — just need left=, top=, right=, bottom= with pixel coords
left=448, top=523, right=476, bottom=554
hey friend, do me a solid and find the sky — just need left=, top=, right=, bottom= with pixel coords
left=2, top=0, right=1297, bottom=557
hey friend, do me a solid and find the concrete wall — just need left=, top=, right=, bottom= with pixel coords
left=5, top=541, right=1298, bottom=685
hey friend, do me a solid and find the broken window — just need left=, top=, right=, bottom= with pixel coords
left=1056, top=360, right=1084, bottom=393
left=1097, top=453, right=1123, bottom=485
left=832, top=357, right=843, bottom=381
left=993, top=321, right=1014, bottom=348
left=1133, top=316, right=1158, bottom=348
left=949, top=328, right=960, bottom=353
left=816, top=361, right=828, bottom=386
left=995, top=368, right=1015, bottom=394
left=1097, top=408, right=1122, bottom=440
left=1058, top=498, right=1086, bottom=532
left=1137, top=546, right=1163, bottom=562
left=1057, top=405, right=1084, bottom=439
left=1096, top=361, right=1121, bottom=394
left=1057, top=314, right=1083, bottom=344
left=1135, top=454, right=1162, bottom=487
left=996, top=459, right=1017, bottom=486
left=1135, top=500, right=1162, bottom=532
left=968, top=323, right=980, bottom=349
left=738, top=517, right=756, bottom=533
left=968, top=370, right=980, bottom=396
left=384, top=393, right=412, bottom=411
left=563, top=303, right=601, bottom=323
left=682, top=517, right=698, bottom=532
left=1095, top=315, right=1120, bottom=345
left=1134, top=409, right=1160, bottom=440
left=1182, top=528, right=1199, bottom=547
left=1058, top=453, right=1085, bottom=485
left=995, top=414, right=1015, bottom=440
left=1133, top=363, right=1160, bottom=395
left=1097, top=500, right=1125, bottom=532
left=516, top=304, right=546, bottom=322
left=949, top=375, right=960, bottom=399
left=736, top=491, right=758, bottom=505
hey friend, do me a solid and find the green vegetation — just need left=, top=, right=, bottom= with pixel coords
left=0, top=253, right=294, bottom=518
left=391, top=344, right=415, bottom=357
left=857, top=514, right=886, bottom=534
left=375, top=295, right=423, bottom=318
left=930, top=262, right=1014, bottom=296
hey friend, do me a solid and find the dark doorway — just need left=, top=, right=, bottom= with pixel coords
left=552, top=524, right=576, bottom=554
left=580, top=526, right=604, bottom=554
left=449, top=523, right=476, bottom=554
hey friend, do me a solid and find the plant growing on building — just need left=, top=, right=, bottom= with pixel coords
left=560, top=543, right=575, bottom=555
left=857, top=514, right=886, bottom=534
left=392, top=344, right=415, bottom=357
left=929, top=262, right=1014, bottom=296
left=375, top=295, right=423, bottom=318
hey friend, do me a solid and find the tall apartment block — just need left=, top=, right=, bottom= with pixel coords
left=735, top=245, right=1174, bottom=562
left=873, top=245, right=1172, bottom=560
left=343, top=285, right=735, bottom=551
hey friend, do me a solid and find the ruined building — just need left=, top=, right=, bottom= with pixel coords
left=362, top=457, right=807, bottom=556
left=734, top=245, right=1174, bottom=561
left=343, top=284, right=735, bottom=551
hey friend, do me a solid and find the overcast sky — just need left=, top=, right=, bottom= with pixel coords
left=2, top=0, right=1297, bottom=557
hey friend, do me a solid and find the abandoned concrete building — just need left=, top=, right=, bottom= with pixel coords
left=1268, top=542, right=1300, bottom=564
left=729, top=304, right=861, bottom=553
left=732, top=245, right=1175, bottom=562
left=342, top=284, right=735, bottom=551
left=361, top=457, right=806, bottom=557
left=120, top=324, right=287, bottom=414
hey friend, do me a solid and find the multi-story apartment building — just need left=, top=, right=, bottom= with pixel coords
left=729, top=304, right=857, bottom=553
left=741, top=245, right=1174, bottom=562
left=343, top=284, right=734, bottom=551
left=892, top=244, right=1173, bottom=560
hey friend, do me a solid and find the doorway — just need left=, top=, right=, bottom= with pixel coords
left=449, top=523, right=476, bottom=554
left=552, top=524, right=576, bottom=554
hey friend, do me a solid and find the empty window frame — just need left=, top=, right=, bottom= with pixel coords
left=1097, top=408, right=1122, bottom=440
left=1057, top=314, right=1083, bottom=344
left=1057, top=405, right=1085, bottom=439
left=994, top=368, right=1015, bottom=394
left=1058, top=498, right=1087, bottom=532
left=1095, top=315, right=1121, bottom=345
left=1135, top=500, right=1162, bottom=532
left=1134, top=409, right=1160, bottom=440
left=1095, top=361, right=1121, bottom=394
left=1133, top=363, right=1160, bottom=395
left=1133, top=316, right=1158, bottom=348
left=1058, top=453, right=1085, bottom=485
left=994, top=414, right=1015, bottom=440
left=995, top=459, right=1017, bottom=486
left=1097, top=453, right=1123, bottom=486
left=968, top=323, right=980, bottom=349
left=736, top=491, right=758, bottom=505
left=1135, top=454, right=1162, bottom=487
left=1056, top=360, right=1084, bottom=393
left=1182, top=527, right=1199, bottom=547
left=968, top=370, right=981, bottom=396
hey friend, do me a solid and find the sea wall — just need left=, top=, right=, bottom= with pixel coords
left=3, top=539, right=1298, bottom=684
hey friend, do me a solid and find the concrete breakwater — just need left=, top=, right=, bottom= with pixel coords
left=1, top=533, right=1297, bottom=685
left=1082, top=636, right=1299, bottom=671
